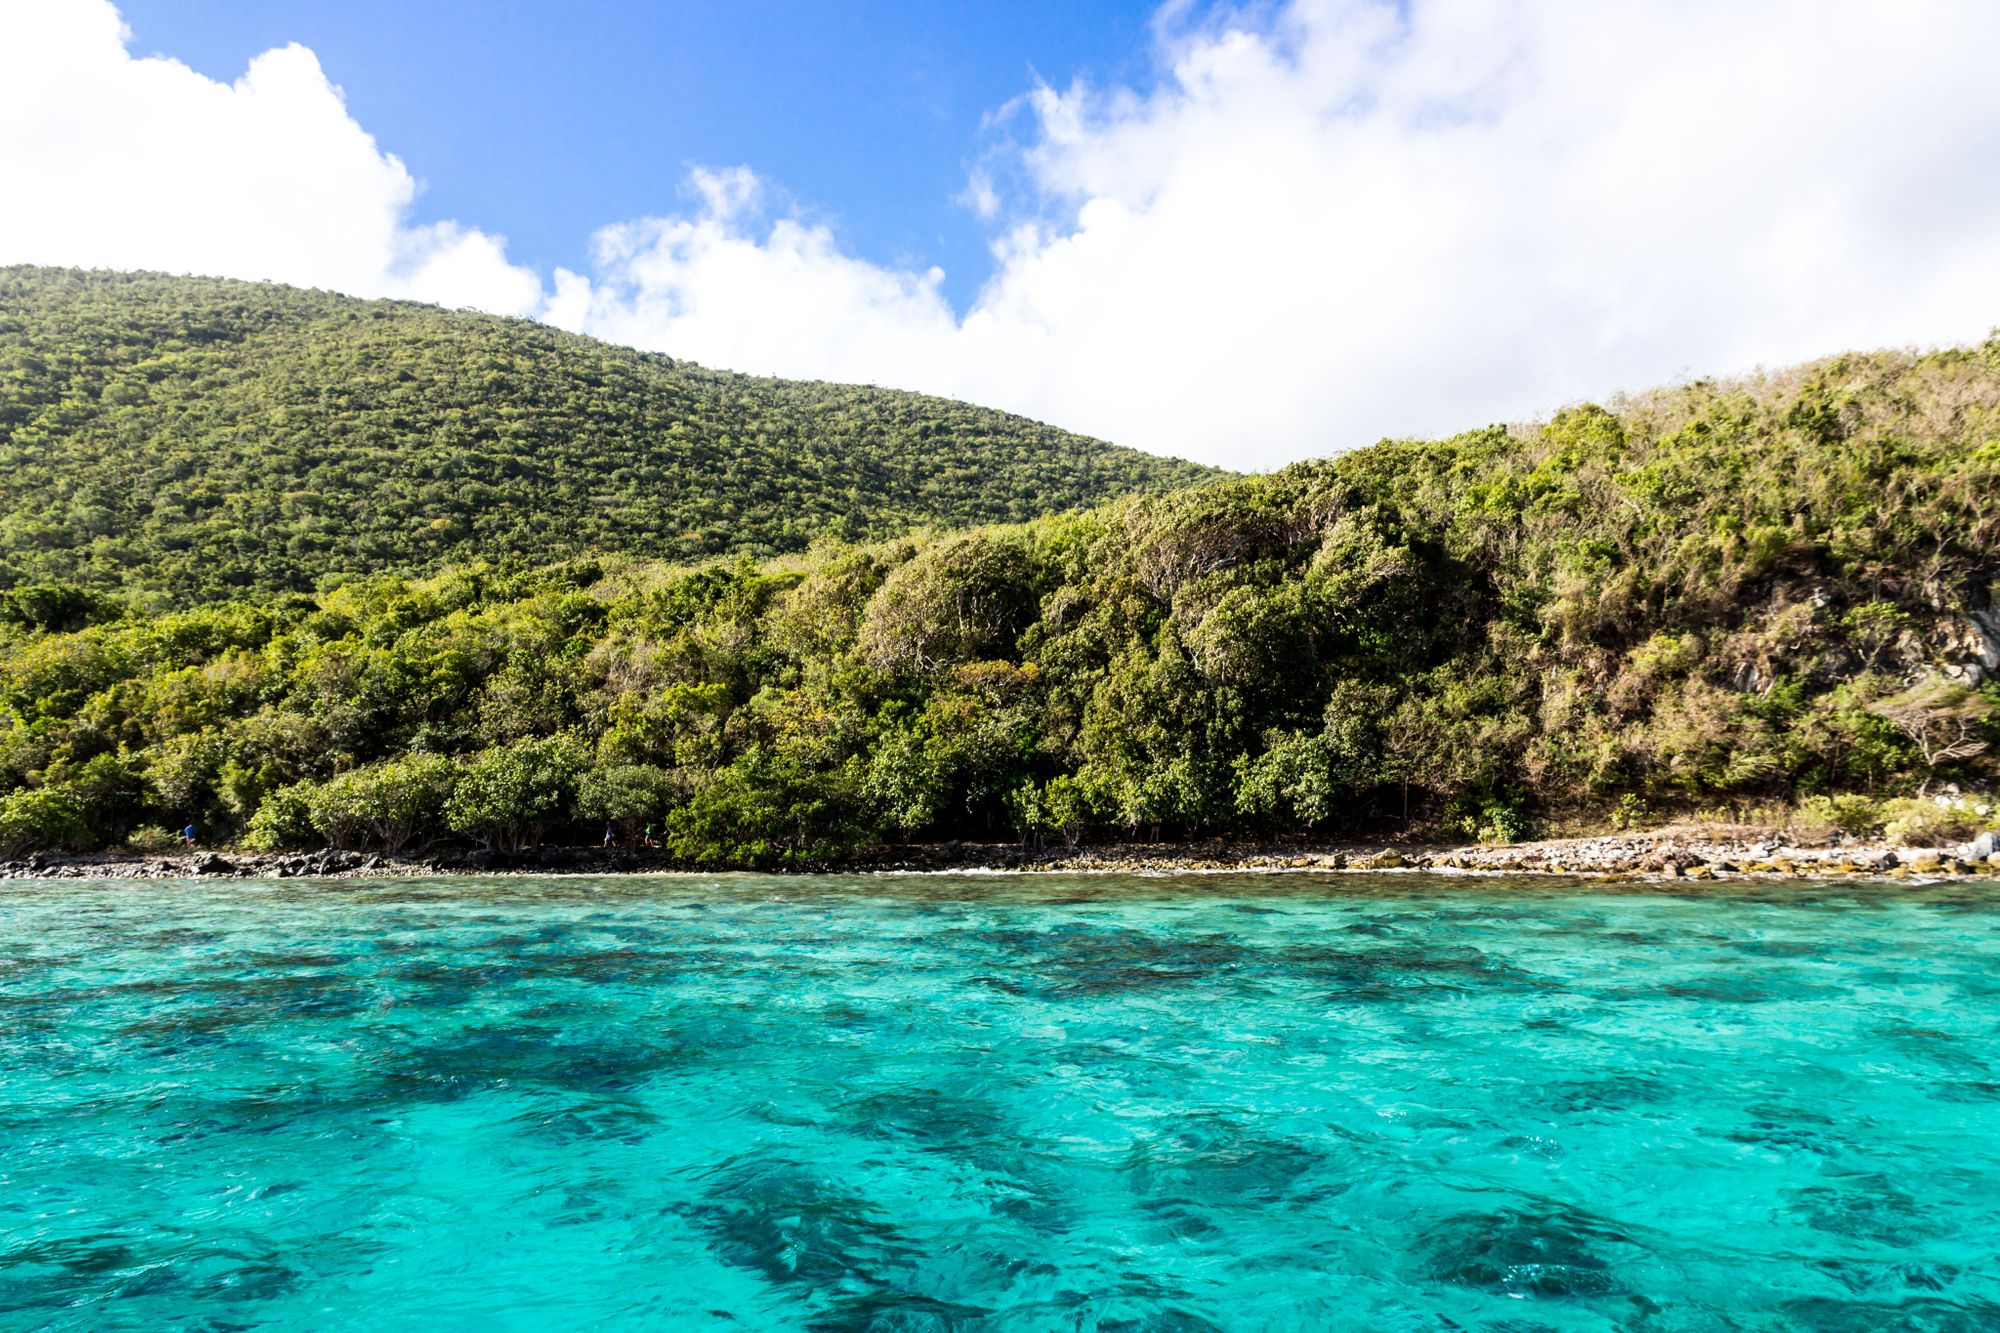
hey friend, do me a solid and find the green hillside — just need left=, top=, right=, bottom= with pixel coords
left=1, top=337, right=1996, bottom=860
left=0, top=267, right=1217, bottom=599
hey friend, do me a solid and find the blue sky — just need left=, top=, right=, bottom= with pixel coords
left=8, top=1, right=2000, bottom=467
left=114, top=0, right=1164, bottom=312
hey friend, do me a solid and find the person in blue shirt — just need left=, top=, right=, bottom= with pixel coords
left=183, top=823, right=196, bottom=848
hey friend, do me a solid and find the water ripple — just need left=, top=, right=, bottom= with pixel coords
left=2, top=871, right=1998, bottom=1329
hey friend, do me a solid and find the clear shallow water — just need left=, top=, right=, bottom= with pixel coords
left=4, top=874, right=2000, bottom=1331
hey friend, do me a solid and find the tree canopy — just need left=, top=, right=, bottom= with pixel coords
left=2, top=334, right=1997, bottom=860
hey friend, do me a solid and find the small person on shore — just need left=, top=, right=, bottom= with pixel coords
left=183, top=823, right=196, bottom=849
left=643, top=823, right=656, bottom=848
left=603, top=823, right=615, bottom=849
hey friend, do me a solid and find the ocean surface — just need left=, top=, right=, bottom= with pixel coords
left=3, top=873, right=1999, bottom=1331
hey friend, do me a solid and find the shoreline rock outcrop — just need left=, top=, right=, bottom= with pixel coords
left=2, top=823, right=1997, bottom=883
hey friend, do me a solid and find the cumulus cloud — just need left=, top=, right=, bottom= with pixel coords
left=9, top=0, right=2000, bottom=468
left=0, top=0, right=540, bottom=314
left=555, top=0, right=2000, bottom=467
left=547, top=167, right=964, bottom=390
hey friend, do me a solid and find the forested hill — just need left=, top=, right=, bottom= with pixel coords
left=0, top=267, right=1218, bottom=599
left=0, top=337, right=1995, bottom=862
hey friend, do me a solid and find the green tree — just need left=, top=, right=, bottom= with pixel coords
left=445, top=734, right=589, bottom=852
left=243, top=781, right=319, bottom=852
left=1869, top=677, right=1995, bottom=788
left=576, top=762, right=679, bottom=838
left=306, top=754, right=456, bottom=851
left=0, top=788, right=87, bottom=855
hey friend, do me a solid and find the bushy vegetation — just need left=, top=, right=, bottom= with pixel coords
left=0, top=267, right=1216, bottom=599
left=2, top=335, right=1997, bottom=861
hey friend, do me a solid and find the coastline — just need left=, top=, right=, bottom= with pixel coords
left=4, top=823, right=1996, bottom=883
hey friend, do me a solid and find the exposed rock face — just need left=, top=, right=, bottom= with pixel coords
left=1940, top=602, right=2000, bottom=683
left=1959, top=830, right=2000, bottom=861
left=1971, top=608, right=2000, bottom=675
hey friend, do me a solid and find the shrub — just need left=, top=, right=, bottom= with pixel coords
left=47, top=751, right=148, bottom=842
left=125, top=824, right=179, bottom=853
left=1880, top=797, right=1982, bottom=847
left=1476, top=801, right=1531, bottom=845
left=1004, top=778, right=1048, bottom=846
left=1038, top=772, right=1106, bottom=847
left=1446, top=791, right=1532, bottom=844
left=1868, top=678, right=1993, bottom=774
left=663, top=765, right=779, bottom=864
left=0, top=583, right=112, bottom=634
left=861, top=723, right=944, bottom=835
left=1796, top=793, right=1885, bottom=838
left=243, top=781, right=318, bottom=851
left=576, top=763, right=678, bottom=836
left=1234, top=732, right=1342, bottom=828
left=1609, top=793, right=1650, bottom=830
left=144, top=731, right=223, bottom=828
left=445, top=734, right=588, bottom=851
left=663, top=746, right=869, bottom=864
left=858, top=534, right=1038, bottom=675
left=306, top=754, right=456, bottom=851
left=0, top=788, right=87, bottom=855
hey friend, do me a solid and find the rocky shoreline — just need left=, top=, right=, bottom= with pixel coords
left=2, top=824, right=1997, bottom=883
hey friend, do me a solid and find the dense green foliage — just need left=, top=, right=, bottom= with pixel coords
left=4, top=338, right=1998, bottom=860
left=0, top=267, right=1216, bottom=599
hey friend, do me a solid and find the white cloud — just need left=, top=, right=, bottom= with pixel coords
left=8, top=1, right=2000, bottom=469
left=551, top=183, right=964, bottom=394
left=0, top=0, right=540, bottom=314
left=549, top=0, right=2000, bottom=468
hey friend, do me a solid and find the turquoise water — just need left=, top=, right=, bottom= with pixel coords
left=4, top=874, right=2000, bottom=1330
